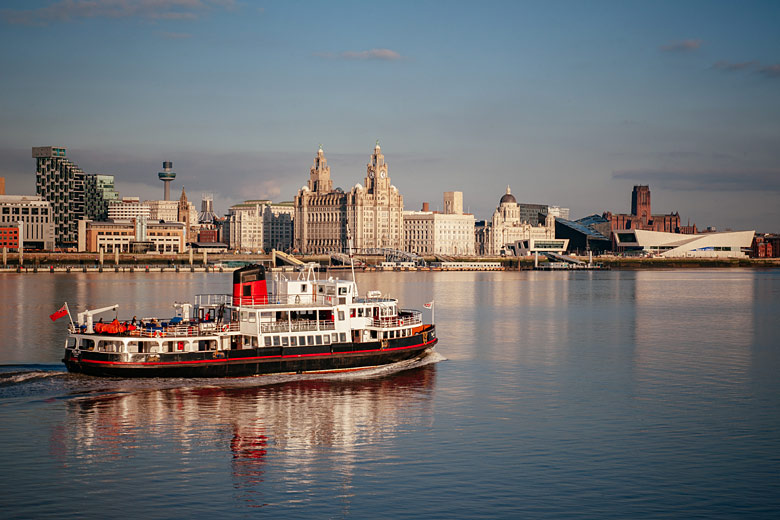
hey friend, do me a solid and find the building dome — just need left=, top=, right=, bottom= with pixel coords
left=499, top=185, right=516, bottom=204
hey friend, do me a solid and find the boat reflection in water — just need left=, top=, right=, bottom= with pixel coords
left=58, top=358, right=438, bottom=511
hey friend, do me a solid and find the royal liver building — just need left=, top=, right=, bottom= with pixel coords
left=294, top=143, right=404, bottom=254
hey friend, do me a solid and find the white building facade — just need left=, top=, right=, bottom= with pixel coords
left=614, top=229, right=755, bottom=258
left=403, top=192, right=475, bottom=256
left=477, top=186, right=556, bottom=255
left=0, top=195, right=55, bottom=250
left=107, top=197, right=151, bottom=221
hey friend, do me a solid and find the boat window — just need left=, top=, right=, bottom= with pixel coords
left=290, top=336, right=297, bottom=346
left=282, top=336, right=289, bottom=347
left=339, top=333, right=346, bottom=343
left=273, top=336, right=281, bottom=346
left=301, top=284, right=307, bottom=292
left=357, top=308, right=364, bottom=317
left=370, top=330, right=377, bottom=339
left=323, top=335, right=330, bottom=345
left=307, top=335, right=314, bottom=345
left=66, top=338, right=76, bottom=348
left=338, top=287, right=347, bottom=295
left=331, top=333, right=338, bottom=342
left=264, top=336, right=272, bottom=347
left=246, top=336, right=258, bottom=348
left=316, top=335, right=322, bottom=345
left=81, top=339, right=95, bottom=350
left=338, top=311, right=345, bottom=321
left=261, top=312, right=272, bottom=320
left=248, top=312, right=257, bottom=323
left=299, top=336, right=306, bottom=346
left=97, top=340, right=121, bottom=352
left=240, top=312, right=248, bottom=322
left=126, top=341, right=138, bottom=353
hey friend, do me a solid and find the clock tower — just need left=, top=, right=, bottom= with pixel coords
left=365, top=141, right=389, bottom=194
left=308, top=145, right=333, bottom=194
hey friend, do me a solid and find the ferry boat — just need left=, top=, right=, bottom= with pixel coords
left=62, top=264, right=437, bottom=378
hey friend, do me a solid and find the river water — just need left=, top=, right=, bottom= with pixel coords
left=1, top=269, right=778, bottom=519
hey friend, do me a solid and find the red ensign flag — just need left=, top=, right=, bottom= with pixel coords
left=49, top=304, right=68, bottom=321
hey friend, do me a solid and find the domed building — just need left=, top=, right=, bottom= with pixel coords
left=476, top=186, right=556, bottom=255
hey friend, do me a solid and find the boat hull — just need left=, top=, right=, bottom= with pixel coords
left=63, top=328, right=437, bottom=378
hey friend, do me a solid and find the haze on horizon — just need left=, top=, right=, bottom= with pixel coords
left=1, top=0, right=778, bottom=232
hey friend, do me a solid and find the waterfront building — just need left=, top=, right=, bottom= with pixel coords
left=613, top=229, right=754, bottom=258
left=78, top=219, right=185, bottom=253
left=33, top=146, right=84, bottom=247
left=226, top=201, right=265, bottom=252
left=603, top=185, right=688, bottom=234
left=0, top=221, right=22, bottom=251
left=403, top=194, right=476, bottom=256
left=108, top=197, right=151, bottom=221
left=84, top=174, right=119, bottom=221
left=263, top=201, right=294, bottom=252
left=33, top=146, right=119, bottom=248
left=225, top=200, right=294, bottom=252
left=0, top=195, right=55, bottom=250
left=554, top=215, right=612, bottom=254
left=294, top=144, right=404, bottom=254
left=146, top=199, right=197, bottom=226
left=476, top=186, right=556, bottom=256
left=751, top=234, right=780, bottom=258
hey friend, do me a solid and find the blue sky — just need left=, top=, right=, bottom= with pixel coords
left=1, top=0, right=779, bottom=231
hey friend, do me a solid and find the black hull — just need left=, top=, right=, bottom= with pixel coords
left=64, top=328, right=437, bottom=378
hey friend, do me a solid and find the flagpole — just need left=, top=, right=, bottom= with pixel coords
left=65, top=302, right=75, bottom=330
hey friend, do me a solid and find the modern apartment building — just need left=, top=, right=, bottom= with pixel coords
left=33, top=146, right=118, bottom=247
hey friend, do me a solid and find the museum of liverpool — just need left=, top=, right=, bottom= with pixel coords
left=613, top=229, right=755, bottom=258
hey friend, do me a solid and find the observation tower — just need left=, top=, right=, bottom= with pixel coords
left=158, top=161, right=176, bottom=200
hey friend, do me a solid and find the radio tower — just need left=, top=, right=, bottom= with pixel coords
left=158, top=161, right=176, bottom=200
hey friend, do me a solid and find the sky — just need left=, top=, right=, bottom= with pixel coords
left=1, top=0, right=779, bottom=231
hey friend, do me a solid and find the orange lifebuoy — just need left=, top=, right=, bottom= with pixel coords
left=221, top=324, right=230, bottom=332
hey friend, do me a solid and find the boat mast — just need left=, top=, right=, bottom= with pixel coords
left=347, top=217, right=358, bottom=294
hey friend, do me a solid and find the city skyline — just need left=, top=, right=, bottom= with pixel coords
left=1, top=1, right=779, bottom=231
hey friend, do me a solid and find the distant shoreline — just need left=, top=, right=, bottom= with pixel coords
left=1, top=252, right=778, bottom=272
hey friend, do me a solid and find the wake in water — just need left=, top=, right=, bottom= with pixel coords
left=0, top=350, right=446, bottom=397
left=0, top=368, right=66, bottom=387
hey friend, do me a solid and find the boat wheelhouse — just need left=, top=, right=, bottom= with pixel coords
left=63, top=264, right=437, bottom=377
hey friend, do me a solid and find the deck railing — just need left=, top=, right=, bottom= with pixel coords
left=370, top=310, right=422, bottom=328
left=260, top=320, right=336, bottom=333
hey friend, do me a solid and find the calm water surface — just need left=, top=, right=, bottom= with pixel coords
left=1, top=269, right=778, bottom=519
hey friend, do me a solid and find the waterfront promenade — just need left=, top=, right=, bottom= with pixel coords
left=1, top=252, right=778, bottom=273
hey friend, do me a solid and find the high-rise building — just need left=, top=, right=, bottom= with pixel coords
left=33, top=146, right=116, bottom=247
left=84, top=174, right=119, bottom=221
